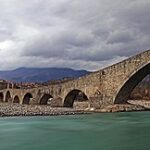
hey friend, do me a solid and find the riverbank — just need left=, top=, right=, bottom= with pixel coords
left=96, top=104, right=149, bottom=112
left=0, top=103, right=89, bottom=117
left=0, top=103, right=148, bottom=117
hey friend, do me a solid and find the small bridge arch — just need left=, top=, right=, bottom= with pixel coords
left=0, top=92, right=4, bottom=102
left=13, top=95, right=20, bottom=104
left=22, top=93, right=33, bottom=104
left=39, top=94, right=53, bottom=105
left=5, top=91, right=12, bottom=103
left=63, top=89, right=89, bottom=107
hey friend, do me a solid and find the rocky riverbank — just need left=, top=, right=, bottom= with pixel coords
left=0, top=103, right=89, bottom=117
left=96, top=104, right=149, bottom=112
left=0, top=103, right=149, bottom=117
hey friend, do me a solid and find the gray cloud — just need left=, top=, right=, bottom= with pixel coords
left=0, top=0, right=149, bottom=71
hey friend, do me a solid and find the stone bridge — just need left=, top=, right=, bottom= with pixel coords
left=0, top=49, right=149, bottom=109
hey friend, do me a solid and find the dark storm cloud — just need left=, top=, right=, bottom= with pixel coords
left=0, top=0, right=150, bottom=70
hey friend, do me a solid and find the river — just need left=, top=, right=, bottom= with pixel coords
left=0, top=112, right=150, bottom=150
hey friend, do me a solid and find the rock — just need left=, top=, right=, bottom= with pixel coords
left=0, top=103, right=89, bottom=117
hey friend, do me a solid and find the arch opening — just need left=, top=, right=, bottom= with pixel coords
left=0, top=92, right=3, bottom=102
left=130, top=74, right=150, bottom=100
left=63, top=89, right=88, bottom=107
left=39, top=94, right=53, bottom=105
left=5, top=91, right=11, bottom=103
left=22, top=93, right=33, bottom=105
left=13, top=96, right=20, bottom=103
left=114, top=63, right=150, bottom=104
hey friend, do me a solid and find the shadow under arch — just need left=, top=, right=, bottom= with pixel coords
left=0, top=92, right=3, bottom=102
left=114, top=62, right=150, bottom=104
left=63, top=89, right=88, bottom=107
left=5, top=91, right=11, bottom=102
left=39, top=94, right=53, bottom=105
left=13, top=95, right=20, bottom=103
left=22, top=93, right=33, bottom=105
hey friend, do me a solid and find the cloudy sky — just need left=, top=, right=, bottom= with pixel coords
left=0, top=0, right=150, bottom=71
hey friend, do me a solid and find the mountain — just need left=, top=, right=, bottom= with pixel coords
left=0, top=67, right=90, bottom=83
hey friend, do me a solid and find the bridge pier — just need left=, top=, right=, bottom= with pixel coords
left=29, top=98, right=38, bottom=105
left=89, top=95, right=114, bottom=109
left=48, top=97, right=63, bottom=107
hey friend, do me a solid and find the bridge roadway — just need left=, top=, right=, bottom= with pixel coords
left=0, top=49, right=149, bottom=109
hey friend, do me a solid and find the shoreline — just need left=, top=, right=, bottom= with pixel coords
left=0, top=110, right=91, bottom=117
left=0, top=103, right=148, bottom=117
left=0, top=103, right=91, bottom=117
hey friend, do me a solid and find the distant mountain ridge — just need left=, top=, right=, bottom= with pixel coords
left=0, top=67, right=90, bottom=83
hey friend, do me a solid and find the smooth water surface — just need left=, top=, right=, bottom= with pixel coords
left=0, top=112, right=150, bottom=150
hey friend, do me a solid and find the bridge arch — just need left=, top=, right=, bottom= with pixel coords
left=13, top=95, right=20, bottom=104
left=63, top=89, right=88, bottom=107
left=114, top=62, right=150, bottom=104
left=5, top=91, right=12, bottom=103
left=22, top=93, right=33, bottom=105
left=39, top=94, right=53, bottom=105
left=0, top=92, right=4, bottom=102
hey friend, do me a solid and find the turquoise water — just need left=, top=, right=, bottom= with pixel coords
left=0, top=112, right=150, bottom=150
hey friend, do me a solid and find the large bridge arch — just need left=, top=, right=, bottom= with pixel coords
left=114, top=62, right=150, bottom=104
left=63, top=89, right=89, bottom=107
